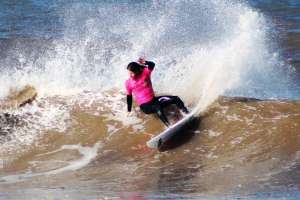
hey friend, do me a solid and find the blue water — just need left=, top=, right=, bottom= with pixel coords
left=248, top=0, right=300, bottom=64
left=0, top=0, right=65, bottom=38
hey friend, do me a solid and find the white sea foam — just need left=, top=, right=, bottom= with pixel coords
left=0, top=0, right=295, bottom=100
left=226, top=114, right=243, bottom=122
left=0, top=142, right=101, bottom=183
left=0, top=98, right=71, bottom=153
left=207, top=130, right=222, bottom=138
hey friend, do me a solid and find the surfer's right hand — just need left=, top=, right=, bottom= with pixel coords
left=138, top=57, right=146, bottom=65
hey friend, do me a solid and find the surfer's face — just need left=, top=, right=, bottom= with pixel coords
left=128, top=70, right=135, bottom=78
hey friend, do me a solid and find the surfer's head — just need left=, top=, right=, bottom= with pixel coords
left=127, top=62, right=143, bottom=78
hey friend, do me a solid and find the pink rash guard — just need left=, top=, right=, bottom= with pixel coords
left=125, top=67, right=155, bottom=105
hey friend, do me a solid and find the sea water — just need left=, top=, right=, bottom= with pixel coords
left=0, top=0, right=299, bottom=199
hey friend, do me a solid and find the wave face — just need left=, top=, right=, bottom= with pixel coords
left=0, top=96, right=299, bottom=199
left=0, top=0, right=299, bottom=199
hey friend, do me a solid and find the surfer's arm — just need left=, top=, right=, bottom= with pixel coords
left=145, top=61, right=155, bottom=71
left=138, top=57, right=155, bottom=70
left=127, top=94, right=133, bottom=112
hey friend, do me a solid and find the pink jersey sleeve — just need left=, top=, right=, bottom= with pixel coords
left=144, top=67, right=153, bottom=76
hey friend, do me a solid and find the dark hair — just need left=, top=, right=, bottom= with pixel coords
left=127, top=62, right=144, bottom=76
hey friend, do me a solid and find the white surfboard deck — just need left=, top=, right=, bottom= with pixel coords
left=146, top=109, right=197, bottom=148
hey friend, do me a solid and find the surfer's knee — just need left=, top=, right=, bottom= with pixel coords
left=174, top=96, right=183, bottom=102
left=173, top=96, right=189, bottom=114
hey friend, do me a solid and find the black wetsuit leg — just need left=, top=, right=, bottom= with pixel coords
left=156, top=95, right=189, bottom=113
left=140, top=98, right=170, bottom=127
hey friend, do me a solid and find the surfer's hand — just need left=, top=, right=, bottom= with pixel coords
left=127, top=111, right=133, bottom=117
left=138, top=57, right=146, bottom=65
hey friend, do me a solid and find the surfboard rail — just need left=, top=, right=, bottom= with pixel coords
left=146, top=110, right=196, bottom=148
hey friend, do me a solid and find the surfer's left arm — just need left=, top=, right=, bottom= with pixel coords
left=125, top=80, right=133, bottom=113
left=127, top=94, right=133, bottom=112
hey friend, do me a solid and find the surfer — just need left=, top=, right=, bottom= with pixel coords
left=125, top=57, right=189, bottom=127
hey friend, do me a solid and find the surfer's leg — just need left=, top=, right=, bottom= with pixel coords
left=153, top=97, right=170, bottom=126
left=155, top=106, right=170, bottom=127
left=140, top=100, right=170, bottom=127
left=157, top=95, right=189, bottom=114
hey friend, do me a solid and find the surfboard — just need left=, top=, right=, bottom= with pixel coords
left=146, top=109, right=197, bottom=148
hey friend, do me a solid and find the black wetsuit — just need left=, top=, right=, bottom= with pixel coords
left=126, top=61, right=189, bottom=126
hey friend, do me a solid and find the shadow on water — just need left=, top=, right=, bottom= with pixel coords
left=158, top=117, right=200, bottom=152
